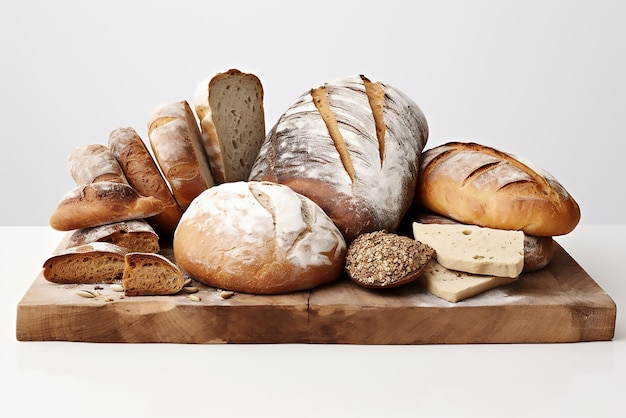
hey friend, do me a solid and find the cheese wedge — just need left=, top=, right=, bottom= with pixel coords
left=419, top=259, right=518, bottom=303
left=412, top=222, right=524, bottom=278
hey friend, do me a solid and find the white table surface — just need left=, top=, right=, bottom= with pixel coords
left=1, top=225, right=623, bottom=418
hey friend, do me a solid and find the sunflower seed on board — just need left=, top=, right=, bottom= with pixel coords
left=220, top=290, right=234, bottom=299
left=76, top=289, right=97, bottom=298
left=182, top=286, right=199, bottom=294
left=188, top=294, right=201, bottom=302
left=183, top=278, right=193, bottom=287
left=110, top=284, right=124, bottom=292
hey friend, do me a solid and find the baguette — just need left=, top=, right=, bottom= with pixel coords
left=147, top=100, right=214, bottom=210
left=416, top=142, right=580, bottom=236
left=108, top=127, right=183, bottom=236
left=249, top=75, right=428, bottom=242
left=194, top=68, right=266, bottom=183
left=67, top=143, right=127, bottom=185
left=66, top=220, right=160, bottom=253
left=49, top=182, right=164, bottom=231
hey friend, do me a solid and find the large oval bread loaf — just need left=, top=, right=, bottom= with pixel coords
left=415, top=142, right=580, bottom=236
left=249, top=75, right=428, bottom=242
left=173, top=181, right=347, bottom=295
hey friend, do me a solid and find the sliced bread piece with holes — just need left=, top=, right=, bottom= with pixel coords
left=66, top=220, right=160, bottom=253
left=43, top=242, right=128, bottom=284
left=122, top=252, right=185, bottom=296
left=194, top=68, right=266, bottom=184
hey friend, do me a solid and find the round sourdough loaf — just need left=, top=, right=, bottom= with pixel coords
left=416, top=142, right=580, bottom=236
left=173, top=181, right=347, bottom=294
left=249, top=75, right=428, bottom=242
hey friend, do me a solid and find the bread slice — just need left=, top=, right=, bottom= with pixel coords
left=148, top=100, right=214, bottom=210
left=66, top=220, right=160, bottom=253
left=49, top=182, right=164, bottom=231
left=108, top=127, right=183, bottom=236
left=419, top=259, right=518, bottom=303
left=122, top=252, right=185, bottom=296
left=194, top=69, right=266, bottom=183
left=43, top=242, right=127, bottom=284
left=412, top=222, right=524, bottom=278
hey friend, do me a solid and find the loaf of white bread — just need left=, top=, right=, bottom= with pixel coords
left=249, top=74, right=429, bottom=242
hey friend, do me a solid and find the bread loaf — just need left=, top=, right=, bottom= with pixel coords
left=122, top=252, right=185, bottom=296
left=249, top=75, right=428, bottom=242
left=147, top=100, right=214, bottom=210
left=194, top=68, right=266, bottom=183
left=173, top=181, right=347, bottom=294
left=108, top=127, right=183, bottom=236
left=43, top=242, right=127, bottom=284
left=406, top=210, right=554, bottom=272
left=67, top=143, right=127, bottom=185
left=66, top=220, right=160, bottom=253
left=49, top=182, right=164, bottom=231
left=416, top=142, right=580, bottom=236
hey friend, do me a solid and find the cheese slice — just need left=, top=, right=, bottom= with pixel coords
left=412, top=222, right=524, bottom=278
left=419, top=259, right=518, bottom=303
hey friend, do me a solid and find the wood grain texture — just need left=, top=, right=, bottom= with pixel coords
left=16, top=242, right=616, bottom=344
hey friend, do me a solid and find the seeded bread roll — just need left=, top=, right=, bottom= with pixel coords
left=249, top=75, right=428, bottom=242
left=49, top=182, right=164, bottom=231
left=147, top=100, right=214, bottom=210
left=173, top=181, right=347, bottom=295
left=406, top=211, right=554, bottom=272
left=67, top=143, right=128, bottom=185
left=194, top=68, right=266, bottom=184
left=43, top=242, right=128, bottom=284
left=416, top=142, right=580, bottom=236
left=108, top=127, right=183, bottom=236
left=66, top=220, right=160, bottom=253
left=123, top=252, right=185, bottom=296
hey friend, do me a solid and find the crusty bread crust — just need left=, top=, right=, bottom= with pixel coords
left=67, top=143, right=127, bottom=185
left=49, top=182, right=164, bottom=231
left=416, top=142, right=580, bottom=236
left=109, top=127, right=183, bottom=236
left=173, top=181, right=347, bottom=295
left=147, top=100, right=214, bottom=210
left=249, top=75, right=429, bottom=242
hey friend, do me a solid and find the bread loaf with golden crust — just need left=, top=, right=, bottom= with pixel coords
left=173, top=181, right=347, bottom=295
left=66, top=220, right=160, bottom=253
left=249, top=75, right=428, bottom=242
left=415, top=142, right=580, bottom=236
left=147, top=100, right=214, bottom=210
left=67, top=143, right=127, bottom=185
left=108, top=127, right=183, bottom=236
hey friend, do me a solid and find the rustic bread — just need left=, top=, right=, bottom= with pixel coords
left=43, top=242, right=127, bottom=284
left=406, top=210, right=554, bottom=272
left=416, top=142, right=580, bottom=236
left=345, top=230, right=434, bottom=288
left=194, top=68, right=266, bottom=183
left=66, top=220, right=160, bottom=253
left=419, top=259, right=519, bottom=303
left=249, top=74, right=429, bottom=242
left=147, top=100, right=214, bottom=210
left=67, top=143, right=127, bottom=184
left=108, top=127, right=183, bottom=236
left=412, top=222, right=524, bottom=278
left=49, top=182, right=164, bottom=231
left=122, top=252, right=185, bottom=296
left=173, top=181, right=347, bottom=294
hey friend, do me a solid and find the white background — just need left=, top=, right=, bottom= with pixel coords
left=1, top=0, right=625, bottom=226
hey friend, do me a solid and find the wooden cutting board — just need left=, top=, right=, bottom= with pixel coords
left=16, top=241, right=616, bottom=344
